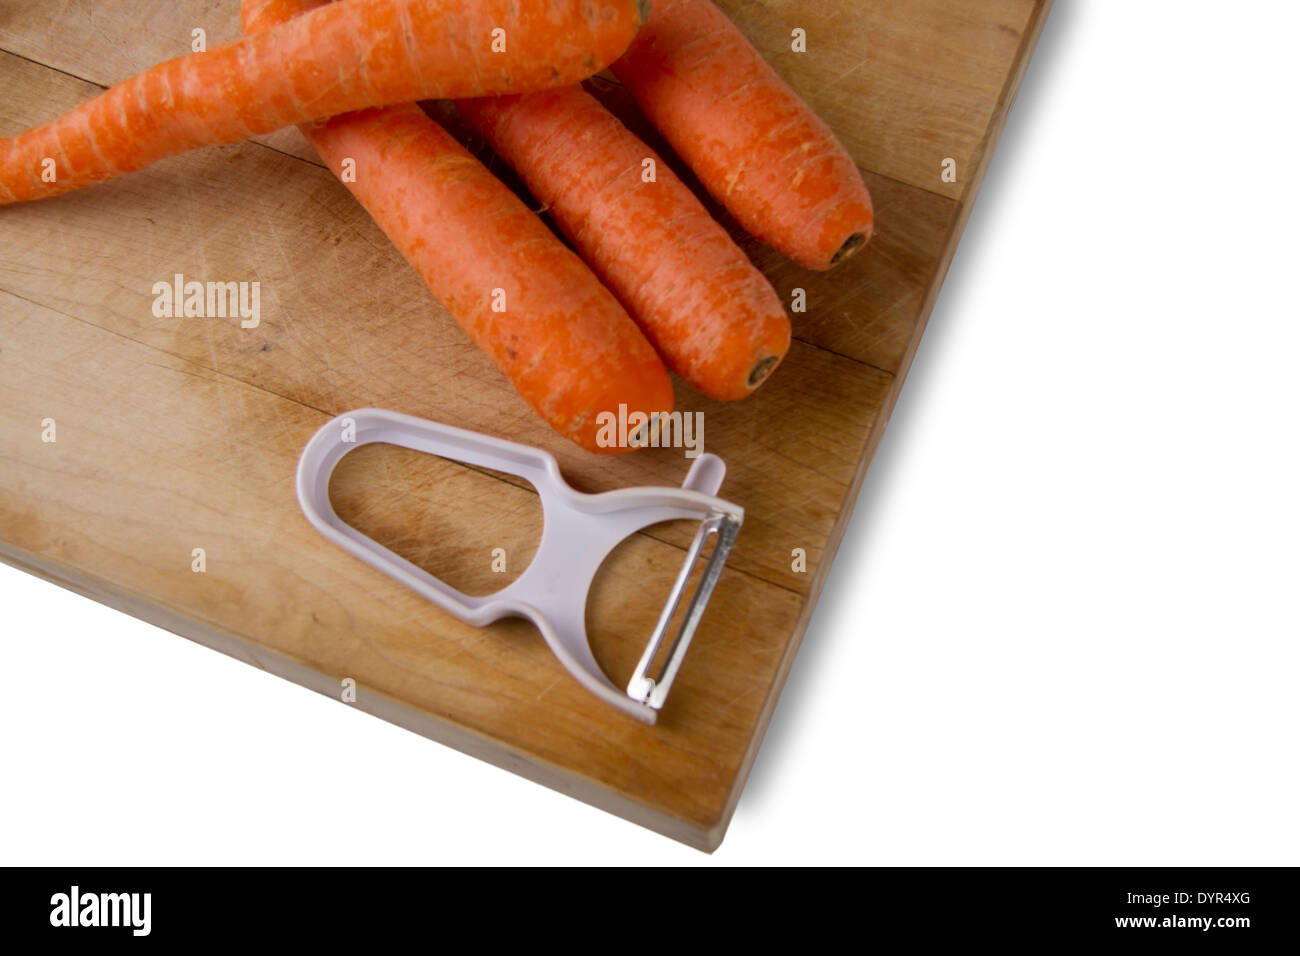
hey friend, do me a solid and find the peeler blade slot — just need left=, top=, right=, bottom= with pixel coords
left=627, top=512, right=741, bottom=711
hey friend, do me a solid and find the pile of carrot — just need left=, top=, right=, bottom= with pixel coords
left=1, top=0, right=874, bottom=453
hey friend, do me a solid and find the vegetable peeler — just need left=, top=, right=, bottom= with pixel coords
left=295, top=409, right=744, bottom=723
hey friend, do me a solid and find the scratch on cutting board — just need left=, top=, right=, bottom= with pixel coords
left=833, top=59, right=867, bottom=84
left=535, top=674, right=565, bottom=702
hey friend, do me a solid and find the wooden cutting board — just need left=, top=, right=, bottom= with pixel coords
left=0, top=0, right=1051, bottom=850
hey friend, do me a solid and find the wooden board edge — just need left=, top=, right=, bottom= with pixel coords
left=704, top=0, right=1056, bottom=847
left=0, top=542, right=725, bottom=853
left=956, top=1, right=1056, bottom=214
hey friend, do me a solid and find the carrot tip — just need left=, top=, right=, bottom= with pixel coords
left=746, top=354, right=781, bottom=390
left=636, top=0, right=653, bottom=26
left=830, top=231, right=869, bottom=267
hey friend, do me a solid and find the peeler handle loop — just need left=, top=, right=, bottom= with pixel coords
left=295, top=408, right=563, bottom=623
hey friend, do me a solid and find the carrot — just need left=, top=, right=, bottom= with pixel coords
left=610, top=0, right=874, bottom=271
left=0, top=0, right=649, bottom=205
left=243, top=0, right=673, bottom=454
left=459, top=87, right=791, bottom=400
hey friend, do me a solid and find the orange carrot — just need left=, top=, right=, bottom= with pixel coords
left=611, top=0, right=874, bottom=271
left=460, top=87, right=791, bottom=400
left=0, top=0, right=648, bottom=205
left=243, top=0, right=672, bottom=453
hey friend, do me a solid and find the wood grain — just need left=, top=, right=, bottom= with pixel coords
left=0, top=0, right=1053, bottom=849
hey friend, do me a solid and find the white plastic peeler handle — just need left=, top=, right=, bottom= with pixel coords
left=295, top=409, right=744, bottom=723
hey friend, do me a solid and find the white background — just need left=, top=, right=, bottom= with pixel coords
left=3, top=2, right=1298, bottom=864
